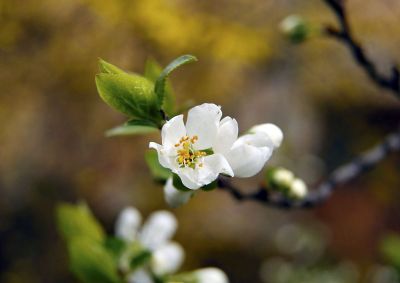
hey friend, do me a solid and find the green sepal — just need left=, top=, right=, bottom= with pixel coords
left=104, top=237, right=126, bottom=261
left=56, top=202, right=105, bottom=243
left=164, top=271, right=197, bottom=283
left=144, top=58, right=175, bottom=116
left=201, top=180, right=218, bottom=191
left=130, top=250, right=152, bottom=270
left=68, top=237, right=121, bottom=283
left=98, top=58, right=125, bottom=75
left=154, top=55, right=197, bottom=109
left=95, top=72, right=162, bottom=124
left=105, top=119, right=159, bottom=137
left=145, top=150, right=172, bottom=181
left=172, top=173, right=192, bottom=192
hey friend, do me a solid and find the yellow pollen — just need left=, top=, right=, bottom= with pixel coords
left=175, top=135, right=206, bottom=169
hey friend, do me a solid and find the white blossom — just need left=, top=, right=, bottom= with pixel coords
left=115, top=207, right=182, bottom=280
left=164, top=177, right=194, bottom=208
left=195, top=268, right=229, bottom=283
left=150, top=103, right=281, bottom=188
left=248, top=123, right=283, bottom=148
left=150, top=103, right=235, bottom=190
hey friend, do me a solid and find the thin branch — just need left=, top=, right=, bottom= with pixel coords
left=217, top=130, right=400, bottom=208
left=215, top=0, right=400, bottom=208
left=323, top=0, right=400, bottom=97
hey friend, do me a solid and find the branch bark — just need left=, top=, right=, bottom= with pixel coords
left=323, top=0, right=400, bottom=97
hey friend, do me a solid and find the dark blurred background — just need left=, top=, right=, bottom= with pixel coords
left=1, top=0, right=400, bottom=282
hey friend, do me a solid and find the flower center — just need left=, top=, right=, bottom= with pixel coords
left=174, top=135, right=206, bottom=169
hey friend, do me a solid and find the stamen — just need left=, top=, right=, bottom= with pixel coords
left=175, top=135, right=206, bottom=169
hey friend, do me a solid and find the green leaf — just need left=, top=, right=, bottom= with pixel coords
left=98, top=58, right=125, bottom=75
left=68, top=238, right=120, bottom=283
left=95, top=72, right=162, bottom=123
left=145, top=150, right=172, bottom=181
left=144, top=58, right=176, bottom=116
left=154, top=55, right=197, bottom=108
left=381, top=234, right=400, bottom=269
left=105, top=119, right=159, bottom=137
left=56, top=202, right=105, bottom=243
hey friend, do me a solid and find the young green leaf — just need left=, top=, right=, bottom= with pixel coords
left=56, top=202, right=105, bottom=243
left=105, top=119, right=159, bottom=137
left=144, top=58, right=176, bottom=115
left=98, top=58, right=126, bottom=75
left=95, top=73, right=162, bottom=123
left=154, top=55, right=197, bottom=109
left=145, top=150, right=172, bottom=181
left=68, top=238, right=121, bottom=283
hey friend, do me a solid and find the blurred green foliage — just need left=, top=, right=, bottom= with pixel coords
left=57, top=203, right=120, bottom=283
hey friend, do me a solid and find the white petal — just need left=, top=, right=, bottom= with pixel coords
left=237, top=133, right=273, bottom=148
left=249, top=123, right=283, bottom=148
left=225, top=134, right=273, bottom=178
left=186, top=103, right=222, bottom=150
left=149, top=142, right=173, bottom=169
left=213, top=117, right=238, bottom=155
left=161, top=115, right=186, bottom=147
left=115, top=207, right=142, bottom=242
left=198, top=154, right=234, bottom=183
left=164, top=177, right=194, bottom=207
left=195, top=268, right=229, bottom=283
left=177, top=168, right=203, bottom=190
left=151, top=242, right=185, bottom=276
left=127, top=269, right=153, bottom=283
left=139, top=211, right=177, bottom=250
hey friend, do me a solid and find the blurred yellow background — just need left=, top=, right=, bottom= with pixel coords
left=1, top=0, right=400, bottom=282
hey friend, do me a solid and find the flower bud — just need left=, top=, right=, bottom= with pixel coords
left=151, top=242, right=185, bottom=275
left=195, top=268, right=229, bottom=283
left=248, top=123, right=283, bottom=148
left=273, top=168, right=295, bottom=188
left=267, top=167, right=294, bottom=190
left=139, top=211, right=177, bottom=250
left=164, top=177, right=194, bottom=208
left=289, top=178, right=308, bottom=199
left=115, top=207, right=142, bottom=242
left=280, top=15, right=310, bottom=43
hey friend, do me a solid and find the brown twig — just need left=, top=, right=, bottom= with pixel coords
left=323, top=0, right=400, bottom=97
